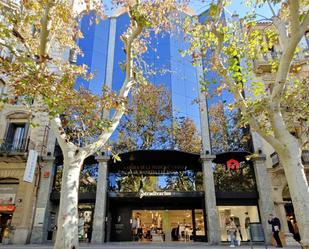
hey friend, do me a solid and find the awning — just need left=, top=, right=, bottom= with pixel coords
left=0, top=205, right=16, bottom=212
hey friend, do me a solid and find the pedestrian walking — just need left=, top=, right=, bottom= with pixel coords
left=268, top=214, right=283, bottom=247
left=227, top=217, right=237, bottom=247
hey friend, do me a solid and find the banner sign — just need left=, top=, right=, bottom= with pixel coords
left=0, top=205, right=16, bottom=212
left=23, top=150, right=38, bottom=183
left=139, top=191, right=172, bottom=198
left=34, top=208, right=46, bottom=227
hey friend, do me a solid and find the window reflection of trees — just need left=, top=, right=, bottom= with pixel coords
left=108, top=170, right=203, bottom=192
left=54, top=164, right=98, bottom=193
left=79, top=164, right=98, bottom=193
left=213, top=162, right=256, bottom=192
left=209, top=102, right=252, bottom=154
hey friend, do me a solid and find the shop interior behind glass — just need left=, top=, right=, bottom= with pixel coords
left=131, top=209, right=205, bottom=242
left=218, top=205, right=260, bottom=242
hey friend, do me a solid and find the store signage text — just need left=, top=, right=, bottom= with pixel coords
left=115, top=165, right=190, bottom=175
left=139, top=191, right=172, bottom=199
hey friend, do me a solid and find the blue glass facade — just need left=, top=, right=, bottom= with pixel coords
left=75, top=12, right=110, bottom=95
left=199, top=10, right=251, bottom=154
left=111, top=13, right=130, bottom=92
left=47, top=9, right=263, bottom=245
left=109, top=12, right=200, bottom=132
left=76, top=11, right=201, bottom=147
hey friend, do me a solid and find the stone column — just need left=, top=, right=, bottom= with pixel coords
left=91, top=155, right=109, bottom=244
left=30, top=156, right=55, bottom=244
left=253, top=155, right=275, bottom=244
left=163, top=210, right=171, bottom=242
left=201, top=154, right=221, bottom=244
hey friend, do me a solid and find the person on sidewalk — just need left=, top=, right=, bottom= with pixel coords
left=268, top=214, right=283, bottom=248
left=227, top=217, right=237, bottom=247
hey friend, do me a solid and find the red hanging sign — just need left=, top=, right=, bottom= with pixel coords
left=226, top=159, right=240, bottom=170
left=0, top=205, right=16, bottom=212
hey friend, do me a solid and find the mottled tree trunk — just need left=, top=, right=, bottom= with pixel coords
left=276, top=138, right=309, bottom=249
left=54, top=150, right=84, bottom=249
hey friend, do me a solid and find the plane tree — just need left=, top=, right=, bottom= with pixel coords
left=183, top=0, right=309, bottom=247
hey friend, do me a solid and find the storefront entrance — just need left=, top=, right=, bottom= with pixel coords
left=0, top=213, right=12, bottom=243
left=78, top=204, right=94, bottom=243
left=107, top=150, right=206, bottom=242
left=108, top=193, right=206, bottom=242
left=131, top=209, right=205, bottom=242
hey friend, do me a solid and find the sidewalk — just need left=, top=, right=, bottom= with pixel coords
left=0, top=243, right=303, bottom=249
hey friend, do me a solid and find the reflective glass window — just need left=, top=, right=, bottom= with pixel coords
left=213, top=161, right=257, bottom=192
left=194, top=209, right=205, bottom=236
left=53, top=164, right=98, bottom=193
left=217, top=205, right=260, bottom=241
left=108, top=170, right=203, bottom=193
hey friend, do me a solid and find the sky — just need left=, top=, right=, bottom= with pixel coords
left=189, top=0, right=279, bottom=19
left=101, top=0, right=280, bottom=20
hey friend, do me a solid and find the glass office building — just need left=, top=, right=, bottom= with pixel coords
left=75, top=11, right=201, bottom=134
left=45, top=8, right=271, bottom=245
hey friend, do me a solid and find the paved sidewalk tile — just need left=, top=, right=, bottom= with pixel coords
left=0, top=243, right=303, bottom=249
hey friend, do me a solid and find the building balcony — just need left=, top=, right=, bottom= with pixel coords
left=253, top=50, right=308, bottom=75
left=0, top=138, right=31, bottom=155
left=271, top=150, right=309, bottom=168
left=253, top=52, right=277, bottom=75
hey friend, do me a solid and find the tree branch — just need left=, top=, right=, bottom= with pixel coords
left=211, top=10, right=284, bottom=152
left=218, top=61, right=284, bottom=151
left=299, top=11, right=309, bottom=35
left=213, top=0, right=224, bottom=25
left=271, top=2, right=306, bottom=106
left=300, top=121, right=309, bottom=148
left=39, top=0, right=53, bottom=63
left=82, top=19, right=143, bottom=157
left=288, top=0, right=300, bottom=35
left=272, top=17, right=288, bottom=50
left=266, top=0, right=276, bottom=17
left=50, top=117, right=77, bottom=153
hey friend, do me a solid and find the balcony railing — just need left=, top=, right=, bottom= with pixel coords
left=0, top=138, right=30, bottom=154
left=271, top=150, right=309, bottom=168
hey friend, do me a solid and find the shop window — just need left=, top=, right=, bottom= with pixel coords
left=218, top=205, right=260, bottom=242
left=53, top=163, right=98, bottom=193
left=79, top=164, right=98, bottom=193
left=0, top=182, right=18, bottom=243
left=208, top=101, right=253, bottom=154
left=194, top=209, right=205, bottom=236
left=108, top=170, right=203, bottom=193
left=131, top=210, right=195, bottom=242
left=53, top=164, right=63, bottom=192
left=78, top=204, right=94, bottom=242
